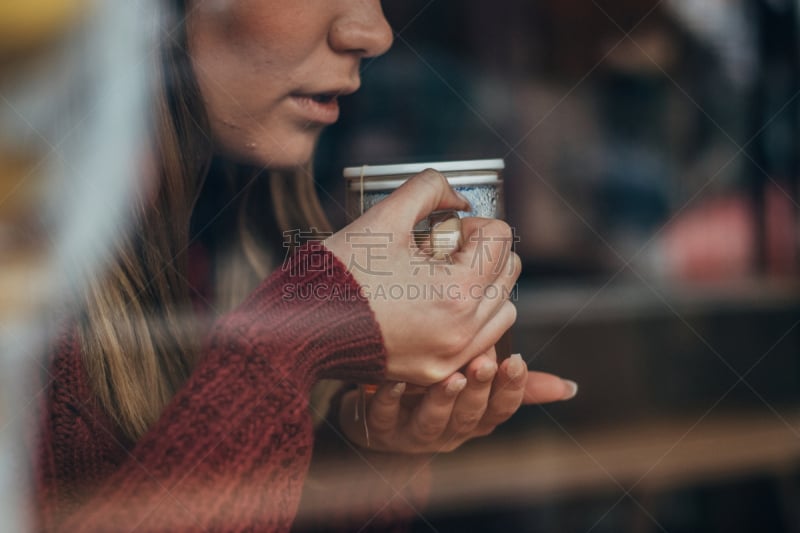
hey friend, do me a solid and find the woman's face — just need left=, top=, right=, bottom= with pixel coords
left=187, top=0, right=393, bottom=168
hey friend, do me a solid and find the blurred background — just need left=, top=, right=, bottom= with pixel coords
left=2, top=0, right=799, bottom=532
left=315, top=0, right=800, bottom=531
left=1, top=1, right=151, bottom=530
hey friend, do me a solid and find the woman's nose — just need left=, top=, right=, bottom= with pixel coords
left=329, top=0, right=394, bottom=58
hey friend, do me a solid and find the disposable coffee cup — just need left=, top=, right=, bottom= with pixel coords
left=343, top=158, right=505, bottom=221
left=343, top=158, right=512, bottom=362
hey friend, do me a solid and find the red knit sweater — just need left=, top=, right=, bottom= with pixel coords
left=35, top=244, right=430, bottom=532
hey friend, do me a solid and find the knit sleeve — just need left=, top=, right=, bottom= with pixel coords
left=56, top=243, right=388, bottom=532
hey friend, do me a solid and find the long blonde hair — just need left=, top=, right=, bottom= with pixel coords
left=78, top=1, right=332, bottom=441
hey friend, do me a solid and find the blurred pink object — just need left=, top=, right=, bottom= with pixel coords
left=663, top=183, right=796, bottom=281
left=764, top=181, right=797, bottom=277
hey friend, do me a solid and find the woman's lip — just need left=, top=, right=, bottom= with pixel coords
left=289, top=94, right=340, bottom=125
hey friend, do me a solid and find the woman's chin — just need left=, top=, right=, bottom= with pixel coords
left=224, top=139, right=316, bottom=170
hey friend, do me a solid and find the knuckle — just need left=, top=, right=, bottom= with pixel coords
left=418, top=168, right=446, bottom=183
left=421, top=363, right=450, bottom=385
left=447, top=333, right=470, bottom=356
left=417, top=169, right=447, bottom=192
left=499, top=221, right=513, bottom=241
left=443, top=292, right=470, bottom=315
left=414, top=419, right=444, bottom=442
left=375, top=393, right=398, bottom=408
left=437, top=329, right=469, bottom=359
left=502, top=301, right=518, bottom=328
left=509, top=301, right=518, bottom=321
left=509, top=253, right=522, bottom=280
left=486, top=219, right=512, bottom=241
left=370, top=413, right=395, bottom=430
left=453, top=411, right=481, bottom=428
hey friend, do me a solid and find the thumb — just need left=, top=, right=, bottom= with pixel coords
left=372, top=169, right=470, bottom=231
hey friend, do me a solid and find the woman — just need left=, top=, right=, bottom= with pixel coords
left=36, top=0, right=577, bottom=531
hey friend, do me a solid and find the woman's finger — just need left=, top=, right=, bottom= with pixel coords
left=523, top=371, right=578, bottom=404
left=457, top=300, right=517, bottom=361
left=479, top=353, right=527, bottom=428
left=447, top=350, right=497, bottom=436
left=368, top=169, right=471, bottom=232
left=407, top=373, right=466, bottom=445
left=367, top=382, right=407, bottom=434
left=455, top=217, right=514, bottom=285
left=474, top=251, right=521, bottom=326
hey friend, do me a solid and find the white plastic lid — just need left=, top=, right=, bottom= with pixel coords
left=343, top=158, right=505, bottom=179
left=347, top=173, right=500, bottom=191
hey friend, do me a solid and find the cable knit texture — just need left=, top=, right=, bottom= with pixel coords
left=35, top=244, right=429, bottom=532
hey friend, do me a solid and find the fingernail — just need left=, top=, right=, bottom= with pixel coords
left=446, top=376, right=467, bottom=396
left=455, top=190, right=471, bottom=208
left=475, top=361, right=498, bottom=382
left=390, top=382, right=406, bottom=399
left=562, top=380, right=579, bottom=400
left=506, top=353, right=525, bottom=379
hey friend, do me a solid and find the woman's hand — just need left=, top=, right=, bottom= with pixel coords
left=339, top=351, right=577, bottom=454
left=323, top=170, right=521, bottom=386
